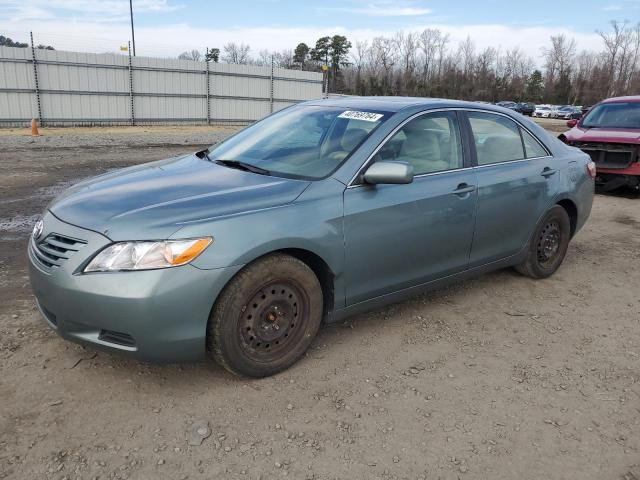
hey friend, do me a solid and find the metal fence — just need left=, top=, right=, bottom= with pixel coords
left=0, top=45, right=324, bottom=127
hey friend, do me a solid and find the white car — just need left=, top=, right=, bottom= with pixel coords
left=533, top=105, right=552, bottom=118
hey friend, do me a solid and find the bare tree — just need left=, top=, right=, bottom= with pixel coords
left=256, top=49, right=271, bottom=66
left=222, top=42, right=251, bottom=64
left=599, top=20, right=632, bottom=95
left=396, top=31, right=418, bottom=94
left=178, top=49, right=202, bottom=61
left=274, top=49, right=294, bottom=69
left=419, top=28, right=441, bottom=82
left=369, top=36, right=399, bottom=94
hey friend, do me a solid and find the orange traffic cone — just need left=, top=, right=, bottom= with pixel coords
left=31, top=118, right=39, bottom=136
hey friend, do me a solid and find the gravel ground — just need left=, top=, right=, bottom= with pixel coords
left=0, top=125, right=239, bottom=149
left=1, top=124, right=639, bottom=480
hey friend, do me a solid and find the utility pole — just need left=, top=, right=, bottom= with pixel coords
left=129, top=0, right=136, bottom=56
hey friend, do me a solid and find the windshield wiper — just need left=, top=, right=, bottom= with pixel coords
left=214, top=159, right=271, bottom=176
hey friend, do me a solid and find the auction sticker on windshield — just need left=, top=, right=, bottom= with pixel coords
left=338, top=111, right=384, bottom=122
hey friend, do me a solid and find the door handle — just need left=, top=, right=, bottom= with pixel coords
left=541, top=167, right=557, bottom=178
left=452, top=183, right=476, bottom=196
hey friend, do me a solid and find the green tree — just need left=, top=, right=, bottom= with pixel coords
left=205, top=48, right=220, bottom=62
left=293, top=42, right=309, bottom=68
left=310, top=36, right=331, bottom=64
left=0, top=35, right=28, bottom=48
left=526, top=69, right=543, bottom=101
left=329, top=35, right=351, bottom=70
left=328, top=35, right=352, bottom=92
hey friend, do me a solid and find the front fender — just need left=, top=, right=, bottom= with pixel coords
left=172, top=179, right=347, bottom=306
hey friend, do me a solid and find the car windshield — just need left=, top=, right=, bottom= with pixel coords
left=581, top=102, right=640, bottom=128
left=206, top=105, right=391, bottom=180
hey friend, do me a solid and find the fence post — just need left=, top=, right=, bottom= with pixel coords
left=324, top=69, right=329, bottom=99
left=270, top=55, right=274, bottom=113
left=205, top=48, right=210, bottom=125
left=128, top=41, right=135, bottom=126
left=29, top=31, right=43, bottom=126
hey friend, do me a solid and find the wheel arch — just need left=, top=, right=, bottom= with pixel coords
left=276, top=248, right=335, bottom=321
left=556, top=198, right=578, bottom=237
left=213, top=246, right=337, bottom=323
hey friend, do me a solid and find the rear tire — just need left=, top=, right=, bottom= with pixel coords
left=207, top=253, right=323, bottom=378
left=515, top=205, right=571, bottom=279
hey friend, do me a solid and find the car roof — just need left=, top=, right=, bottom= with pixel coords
left=301, top=96, right=519, bottom=114
left=601, top=95, right=640, bottom=104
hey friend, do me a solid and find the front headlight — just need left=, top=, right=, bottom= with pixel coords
left=84, top=237, right=212, bottom=272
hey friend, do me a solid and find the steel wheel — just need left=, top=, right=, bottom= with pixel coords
left=207, top=253, right=323, bottom=377
left=515, top=205, right=571, bottom=279
left=536, top=220, right=561, bottom=268
left=239, top=281, right=309, bottom=363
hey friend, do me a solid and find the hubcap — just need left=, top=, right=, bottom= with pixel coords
left=537, top=220, right=561, bottom=266
left=239, top=281, right=308, bottom=361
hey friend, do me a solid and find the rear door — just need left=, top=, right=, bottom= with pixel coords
left=343, top=110, right=478, bottom=305
left=463, top=110, right=558, bottom=267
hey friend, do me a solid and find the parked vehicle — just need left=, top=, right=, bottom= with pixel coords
left=556, top=106, right=582, bottom=120
left=514, top=102, right=535, bottom=116
left=29, top=98, right=595, bottom=377
left=496, top=101, right=517, bottom=110
left=549, top=105, right=567, bottom=118
left=561, top=95, right=640, bottom=190
left=533, top=105, right=553, bottom=118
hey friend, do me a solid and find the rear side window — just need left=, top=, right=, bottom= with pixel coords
left=521, top=129, right=548, bottom=158
left=468, top=112, right=525, bottom=165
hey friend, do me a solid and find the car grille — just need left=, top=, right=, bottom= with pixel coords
left=571, top=142, right=638, bottom=170
left=32, top=233, right=87, bottom=269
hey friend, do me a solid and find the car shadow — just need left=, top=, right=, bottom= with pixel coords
left=595, top=185, right=640, bottom=199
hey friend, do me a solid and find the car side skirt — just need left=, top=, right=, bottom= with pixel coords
left=327, top=249, right=526, bottom=324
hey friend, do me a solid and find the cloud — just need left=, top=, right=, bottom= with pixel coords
left=0, top=18, right=605, bottom=67
left=0, top=0, right=184, bottom=23
left=603, top=4, right=622, bottom=10
left=319, top=3, right=432, bottom=17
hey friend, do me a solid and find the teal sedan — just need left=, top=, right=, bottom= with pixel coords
left=28, top=97, right=595, bottom=377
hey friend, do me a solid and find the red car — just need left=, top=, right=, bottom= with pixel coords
left=560, top=96, right=640, bottom=191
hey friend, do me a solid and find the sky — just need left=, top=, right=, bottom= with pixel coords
left=0, top=0, right=638, bottom=61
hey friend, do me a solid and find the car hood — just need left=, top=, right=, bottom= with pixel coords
left=565, top=127, right=640, bottom=144
left=50, top=153, right=311, bottom=240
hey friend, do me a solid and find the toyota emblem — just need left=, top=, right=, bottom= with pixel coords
left=33, top=219, right=44, bottom=239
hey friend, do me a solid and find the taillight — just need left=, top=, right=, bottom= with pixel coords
left=586, top=161, right=596, bottom=179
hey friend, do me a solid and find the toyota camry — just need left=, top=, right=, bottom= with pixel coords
left=28, top=97, right=595, bottom=377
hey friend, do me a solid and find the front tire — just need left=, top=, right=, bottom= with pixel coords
left=515, top=205, right=571, bottom=279
left=207, top=253, right=323, bottom=377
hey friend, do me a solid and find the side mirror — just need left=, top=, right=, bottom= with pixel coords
left=363, top=161, right=414, bottom=185
left=566, top=119, right=578, bottom=128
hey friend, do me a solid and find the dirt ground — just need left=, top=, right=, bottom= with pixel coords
left=1, top=122, right=639, bottom=480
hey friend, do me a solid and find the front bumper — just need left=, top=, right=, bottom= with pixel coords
left=28, top=212, right=243, bottom=362
left=597, top=161, right=640, bottom=176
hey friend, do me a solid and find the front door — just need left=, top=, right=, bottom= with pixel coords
left=343, top=110, right=478, bottom=306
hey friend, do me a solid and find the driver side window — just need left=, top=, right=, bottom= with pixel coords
left=376, top=111, right=463, bottom=175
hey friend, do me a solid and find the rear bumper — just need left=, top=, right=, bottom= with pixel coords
left=28, top=212, right=243, bottom=362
